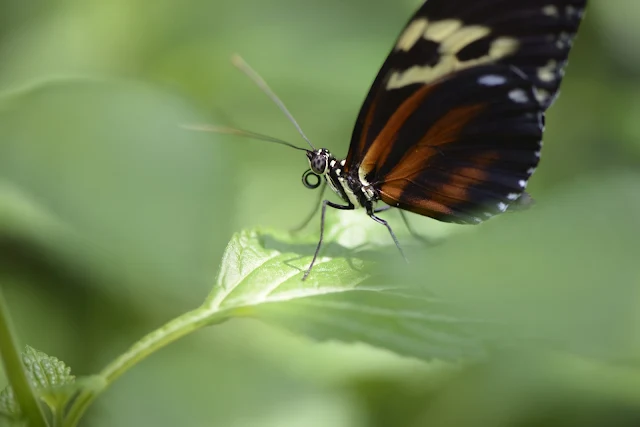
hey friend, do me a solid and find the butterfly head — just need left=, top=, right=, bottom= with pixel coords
left=306, top=148, right=332, bottom=175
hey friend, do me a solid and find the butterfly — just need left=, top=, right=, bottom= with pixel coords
left=191, top=0, right=587, bottom=279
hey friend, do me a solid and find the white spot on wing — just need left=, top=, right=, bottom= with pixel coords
left=498, top=202, right=508, bottom=212
left=507, top=193, right=520, bottom=201
left=566, top=5, right=579, bottom=17
left=519, top=179, right=527, bottom=188
left=478, top=74, right=507, bottom=86
left=508, top=89, right=529, bottom=103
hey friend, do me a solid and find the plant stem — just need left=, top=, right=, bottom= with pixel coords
left=64, top=304, right=229, bottom=427
left=0, top=286, right=49, bottom=427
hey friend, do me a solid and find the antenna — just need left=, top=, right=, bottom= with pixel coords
left=181, top=124, right=308, bottom=152
left=232, top=54, right=316, bottom=150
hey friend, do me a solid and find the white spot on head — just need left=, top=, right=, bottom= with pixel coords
left=478, top=74, right=507, bottom=86
left=507, top=193, right=520, bottom=201
left=543, top=5, right=560, bottom=17
left=509, top=89, right=529, bottom=103
left=498, top=202, right=508, bottom=212
left=519, top=179, right=528, bottom=188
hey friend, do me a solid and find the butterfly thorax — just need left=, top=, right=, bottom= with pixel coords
left=306, top=148, right=378, bottom=209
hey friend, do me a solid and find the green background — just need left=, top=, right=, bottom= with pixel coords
left=1, top=0, right=639, bottom=426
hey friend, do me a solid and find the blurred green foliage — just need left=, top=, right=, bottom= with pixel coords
left=1, top=0, right=639, bottom=426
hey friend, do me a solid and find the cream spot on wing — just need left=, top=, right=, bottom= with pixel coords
left=534, top=88, right=551, bottom=103
left=387, top=35, right=519, bottom=89
left=441, top=25, right=491, bottom=54
left=396, top=18, right=429, bottom=51
left=489, top=37, right=520, bottom=58
left=423, top=19, right=462, bottom=43
left=542, top=5, right=560, bottom=17
left=537, top=60, right=557, bottom=82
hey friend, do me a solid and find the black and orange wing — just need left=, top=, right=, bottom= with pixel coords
left=373, top=64, right=542, bottom=223
left=344, top=0, right=586, bottom=223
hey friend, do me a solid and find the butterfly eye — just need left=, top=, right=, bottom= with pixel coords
left=309, top=154, right=328, bottom=174
left=302, top=169, right=322, bottom=189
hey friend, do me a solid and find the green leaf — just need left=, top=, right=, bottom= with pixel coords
left=203, top=211, right=488, bottom=361
left=0, top=387, right=20, bottom=419
left=0, top=346, right=76, bottom=419
left=21, top=346, right=74, bottom=412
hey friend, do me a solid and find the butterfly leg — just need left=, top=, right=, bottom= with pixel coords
left=366, top=206, right=408, bottom=264
left=290, top=180, right=327, bottom=233
left=398, top=210, right=436, bottom=245
left=373, top=205, right=392, bottom=214
left=303, top=200, right=354, bottom=280
left=373, top=206, right=434, bottom=245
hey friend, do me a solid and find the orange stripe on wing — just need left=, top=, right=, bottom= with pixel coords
left=359, top=84, right=436, bottom=177
left=382, top=103, right=486, bottom=184
left=381, top=181, right=455, bottom=219
left=345, top=90, right=380, bottom=173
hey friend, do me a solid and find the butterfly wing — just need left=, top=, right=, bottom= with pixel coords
left=372, top=64, right=542, bottom=223
left=344, top=0, right=586, bottom=223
